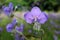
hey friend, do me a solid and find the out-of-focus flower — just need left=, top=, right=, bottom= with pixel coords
left=3, top=2, right=13, bottom=16
left=15, top=33, right=25, bottom=40
left=28, top=29, right=32, bottom=33
left=16, top=24, right=24, bottom=32
left=24, top=7, right=48, bottom=24
left=9, top=2, right=13, bottom=11
left=6, top=23, right=14, bottom=32
left=3, top=7, right=11, bottom=16
left=0, top=27, right=3, bottom=32
left=53, top=35, right=58, bottom=40
left=6, top=19, right=17, bottom=32
left=19, top=36, right=25, bottom=40
left=15, top=33, right=20, bottom=40
left=55, top=31, right=60, bottom=34
left=50, top=20, right=60, bottom=28
left=12, top=18, right=17, bottom=25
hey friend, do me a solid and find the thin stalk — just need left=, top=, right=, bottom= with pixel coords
left=16, top=30, right=29, bottom=40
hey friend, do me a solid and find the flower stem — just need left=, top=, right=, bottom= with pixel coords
left=33, top=22, right=41, bottom=31
left=16, top=30, right=29, bottom=40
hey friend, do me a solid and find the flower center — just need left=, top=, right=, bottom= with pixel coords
left=34, top=16, right=38, bottom=22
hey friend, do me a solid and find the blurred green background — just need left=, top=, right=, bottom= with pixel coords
left=0, top=0, right=60, bottom=11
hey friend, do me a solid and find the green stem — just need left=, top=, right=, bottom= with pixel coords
left=33, top=22, right=41, bottom=31
left=16, top=30, right=29, bottom=40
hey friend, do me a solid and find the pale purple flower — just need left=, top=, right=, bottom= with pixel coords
left=50, top=20, right=60, bottom=28
left=53, top=35, right=58, bottom=40
left=6, top=19, right=17, bottom=32
left=55, top=31, right=60, bottom=34
left=0, top=27, right=3, bottom=32
left=12, top=18, right=17, bottom=25
left=2, top=6, right=6, bottom=9
left=6, top=23, right=14, bottom=32
left=15, top=33, right=25, bottom=40
left=24, top=7, right=48, bottom=24
left=3, top=7, right=11, bottom=16
left=16, top=24, right=24, bottom=32
left=9, top=2, right=13, bottom=11
left=3, top=2, right=13, bottom=16
left=15, top=33, right=20, bottom=40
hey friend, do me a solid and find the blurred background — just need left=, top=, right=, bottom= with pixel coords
left=0, top=0, right=60, bottom=40
left=0, top=0, right=60, bottom=11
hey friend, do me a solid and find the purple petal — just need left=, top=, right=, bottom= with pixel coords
left=12, top=18, right=17, bottom=25
left=15, top=33, right=20, bottom=40
left=16, top=24, right=24, bottom=32
left=3, top=7, right=11, bottom=16
left=9, top=2, right=13, bottom=10
left=24, top=12, right=34, bottom=24
left=15, top=33, right=25, bottom=40
left=55, top=31, right=60, bottom=34
left=2, top=6, right=6, bottom=9
left=53, top=35, right=58, bottom=40
left=24, top=7, right=48, bottom=24
left=50, top=20, right=60, bottom=28
left=6, top=23, right=14, bottom=32
left=0, top=27, right=3, bottom=32
left=31, top=6, right=41, bottom=17
left=37, top=12, right=48, bottom=24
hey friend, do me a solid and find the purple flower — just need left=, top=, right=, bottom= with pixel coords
left=16, top=24, right=24, bottom=32
left=6, top=23, right=14, bottom=32
left=55, top=31, right=60, bottom=34
left=3, top=2, right=13, bottom=16
left=24, top=7, right=48, bottom=24
left=3, top=7, right=11, bottom=16
left=6, top=19, right=17, bottom=32
left=0, top=27, right=3, bottom=32
left=9, top=2, right=13, bottom=11
left=12, top=18, right=17, bottom=25
left=15, top=33, right=20, bottom=40
left=15, top=33, right=25, bottom=40
left=53, top=35, right=58, bottom=40
left=50, top=20, right=60, bottom=28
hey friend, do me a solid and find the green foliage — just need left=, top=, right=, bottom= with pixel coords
left=0, top=17, right=60, bottom=40
left=0, top=0, right=60, bottom=11
left=0, top=18, right=14, bottom=40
